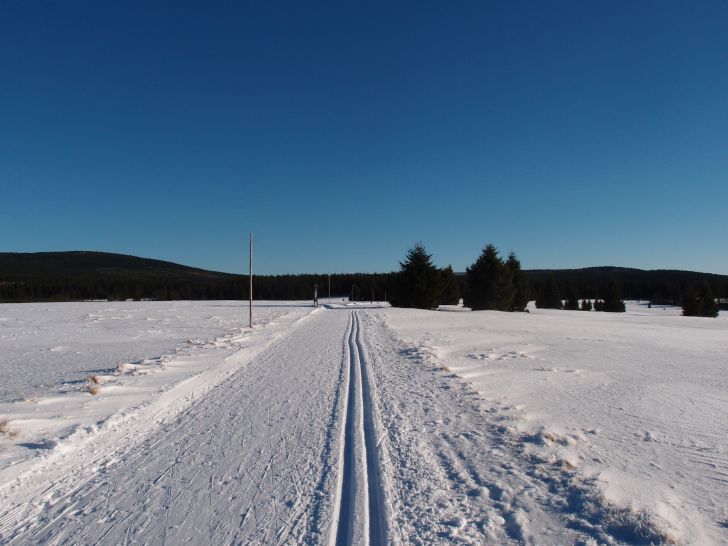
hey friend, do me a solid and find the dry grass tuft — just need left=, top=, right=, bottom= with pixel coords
left=86, top=375, right=102, bottom=395
left=559, top=459, right=577, bottom=470
left=0, top=419, right=19, bottom=437
left=86, top=376, right=101, bottom=395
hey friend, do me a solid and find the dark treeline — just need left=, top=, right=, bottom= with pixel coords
left=0, top=251, right=396, bottom=303
left=0, top=272, right=396, bottom=303
left=1, top=251, right=727, bottom=310
left=527, top=267, right=728, bottom=307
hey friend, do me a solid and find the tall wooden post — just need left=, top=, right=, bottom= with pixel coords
left=249, top=232, right=253, bottom=328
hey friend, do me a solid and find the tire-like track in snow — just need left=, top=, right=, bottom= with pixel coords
left=332, top=311, right=386, bottom=546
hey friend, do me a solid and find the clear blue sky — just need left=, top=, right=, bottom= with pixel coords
left=2, top=1, right=726, bottom=274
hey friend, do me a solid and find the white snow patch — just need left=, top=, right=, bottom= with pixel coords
left=381, top=301, right=728, bottom=544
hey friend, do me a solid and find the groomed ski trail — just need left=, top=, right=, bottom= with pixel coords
left=0, top=309, right=357, bottom=545
left=331, top=311, right=387, bottom=546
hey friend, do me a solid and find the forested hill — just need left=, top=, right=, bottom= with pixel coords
left=0, top=251, right=236, bottom=281
left=525, top=266, right=728, bottom=303
left=1, top=251, right=727, bottom=303
left=0, top=251, right=390, bottom=302
left=0, top=251, right=238, bottom=301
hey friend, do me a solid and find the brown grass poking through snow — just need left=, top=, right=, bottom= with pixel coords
left=86, top=376, right=101, bottom=395
left=0, top=419, right=19, bottom=437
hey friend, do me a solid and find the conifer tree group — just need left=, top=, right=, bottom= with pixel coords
left=564, top=286, right=580, bottom=310
left=602, top=280, right=626, bottom=312
left=439, top=266, right=461, bottom=306
left=388, top=242, right=530, bottom=311
left=535, top=278, right=563, bottom=309
left=387, top=242, right=719, bottom=318
left=389, top=244, right=461, bottom=309
left=682, top=282, right=719, bottom=317
left=463, top=245, right=529, bottom=311
left=534, top=277, right=626, bottom=312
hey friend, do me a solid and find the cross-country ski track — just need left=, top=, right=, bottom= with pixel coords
left=0, top=306, right=687, bottom=544
left=333, top=311, right=386, bottom=546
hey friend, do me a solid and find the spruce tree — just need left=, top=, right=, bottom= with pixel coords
left=465, top=244, right=514, bottom=311
left=535, top=278, right=563, bottom=309
left=506, top=252, right=530, bottom=311
left=390, top=243, right=443, bottom=309
left=580, top=299, right=592, bottom=311
left=564, top=286, right=580, bottom=310
left=603, top=280, right=626, bottom=312
left=684, top=282, right=720, bottom=318
left=700, top=282, right=719, bottom=317
left=439, top=266, right=461, bottom=306
left=681, top=287, right=701, bottom=316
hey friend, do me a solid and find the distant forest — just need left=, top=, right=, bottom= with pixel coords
left=1, top=251, right=727, bottom=308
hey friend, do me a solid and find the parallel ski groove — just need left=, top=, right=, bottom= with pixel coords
left=333, top=312, right=357, bottom=546
left=354, top=312, right=387, bottom=545
left=331, top=311, right=387, bottom=546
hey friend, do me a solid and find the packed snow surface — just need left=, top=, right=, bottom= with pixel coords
left=0, top=300, right=725, bottom=544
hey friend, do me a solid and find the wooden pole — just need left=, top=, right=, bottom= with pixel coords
left=249, top=232, right=253, bottom=328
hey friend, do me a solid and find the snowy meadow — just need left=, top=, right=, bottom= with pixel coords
left=383, top=302, right=728, bottom=543
left=0, top=301, right=315, bottom=478
left=0, top=299, right=726, bottom=544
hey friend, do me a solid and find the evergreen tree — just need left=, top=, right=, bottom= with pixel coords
left=350, top=283, right=361, bottom=302
left=580, top=298, right=593, bottom=311
left=464, top=244, right=514, bottom=311
left=603, top=280, right=626, bottom=312
left=681, top=287, right=700, bottom=316
left=564, top=286, right=580, bottom=310
left=700, top=282, right=719, bottom=318
left=439, top=266, right=461, bottom=306
left=684, top=283, right=720, bottom=317
left=389, top=243, right=443, bottom=309
left=535, top=277, right=562, bottom=309
left=506, top=252, right=530, bottom=311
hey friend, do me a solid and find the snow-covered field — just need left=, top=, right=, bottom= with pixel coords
left=0, top=300, right=726, bottom=544
left=0, top=301, right=315, bottom=479
left=384, top=302, right=728, bottom=544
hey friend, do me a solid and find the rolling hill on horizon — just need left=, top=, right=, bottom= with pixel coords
left=1, top=251, right=727, bottom=303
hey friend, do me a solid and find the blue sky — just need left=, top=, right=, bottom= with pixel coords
left=2, top=1, right=726, bottom=274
